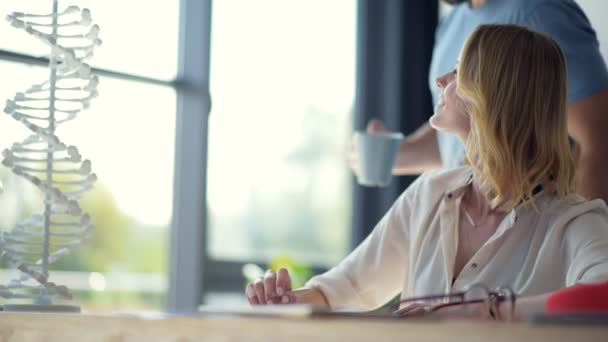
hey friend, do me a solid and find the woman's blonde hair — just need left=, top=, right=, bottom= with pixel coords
left=457, top=24, right=576, bottom=210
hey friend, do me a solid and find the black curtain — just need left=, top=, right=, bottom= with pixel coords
left=352, top=0, right=438, bottom=247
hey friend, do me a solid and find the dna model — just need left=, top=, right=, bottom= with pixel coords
left=0, top=1, right=100, bottom=306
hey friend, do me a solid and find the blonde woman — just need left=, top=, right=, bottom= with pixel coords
left=245, top=25, right=608, bottom=320
left=355, top=0, right=608, bottom=203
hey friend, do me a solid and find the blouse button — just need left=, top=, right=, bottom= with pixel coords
left=447, top=193, right=452, bottom=199
left=471, top=263, right=478, bottom=268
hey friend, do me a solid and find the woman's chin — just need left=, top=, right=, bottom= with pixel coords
left=429, top=115, right=468, bottom=143
left=429, top=113, right=451, bottom=132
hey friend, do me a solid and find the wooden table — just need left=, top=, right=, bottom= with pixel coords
left=1, top=312, right=607, bottom=341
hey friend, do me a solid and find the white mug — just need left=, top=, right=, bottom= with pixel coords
left=354, top=131, right=403, bottom=187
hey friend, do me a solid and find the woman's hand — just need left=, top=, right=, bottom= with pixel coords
left=245, top=267, right=330, bottom=307
left=245, top=268, right=296, bottom=305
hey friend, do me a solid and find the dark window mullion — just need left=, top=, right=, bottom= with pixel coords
left=167, top=0, right=212, bottom=314
left=0, top=49, right=176, bottom=87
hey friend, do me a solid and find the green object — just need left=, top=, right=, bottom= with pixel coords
left=268, top=254, right=312, bottom=289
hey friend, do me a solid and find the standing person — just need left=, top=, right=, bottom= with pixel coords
left=245, top=25, right=608, bottom=320
left=351, top=0, right=608, bottom=202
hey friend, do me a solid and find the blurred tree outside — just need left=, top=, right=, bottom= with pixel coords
left=209, top=105, right=351, bottom=268
left=0, top=167, right=168, bottom=311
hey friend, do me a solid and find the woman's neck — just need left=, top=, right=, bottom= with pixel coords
left=468, top=174, right=503, bottom=218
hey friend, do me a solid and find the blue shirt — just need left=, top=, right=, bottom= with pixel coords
left=429, top=0, right=608, bottom=168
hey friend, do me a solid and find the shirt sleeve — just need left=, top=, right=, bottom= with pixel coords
left=562, top=200, right=608, bottom=285
left=524, top=1, right=608, bottom=102
left=304, top=175, right=422, bottom=310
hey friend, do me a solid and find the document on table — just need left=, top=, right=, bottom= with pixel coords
left=197, top=304, right=432, bottom=320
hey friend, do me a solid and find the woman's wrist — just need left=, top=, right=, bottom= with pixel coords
left=294, top=287, right=330, bottom=307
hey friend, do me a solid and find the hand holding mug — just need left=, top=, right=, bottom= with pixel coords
left=350, top=119, right=403, bottom=187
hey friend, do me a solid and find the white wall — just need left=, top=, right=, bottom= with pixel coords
left=577, top=0, right=608, bottom=63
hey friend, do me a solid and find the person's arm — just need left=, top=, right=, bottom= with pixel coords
left=498, top=293, right=550, bottom=321
left=303, top=187, right=415, bottom=309
left=567, top=89, right=608, bottom=202
left=351, top=120, right=442, bottom=176
left=392, top=122, right=443, bottom=175
left=247, top=175, right=426, bottom=309
left=273, top=283, right=578, bottom=320
left=245, top=267, right=330, bottom=306
left=292, top=287, right=329, bottom=307
left=430, top=292, right=550, bottom=321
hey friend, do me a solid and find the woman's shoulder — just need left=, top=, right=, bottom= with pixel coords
left=407, top=166, right=472, bottom=199
left=418, top=166, right=472, bottom=187
left=541, top=194, right=608, bottom=226
left=537, top=196, right=608, bottom=261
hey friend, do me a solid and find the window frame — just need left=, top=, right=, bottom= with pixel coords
left=192, top=0, right=358, bottom=306
left=167, top=0, right=210, bottom=313
left=1, top=0, right=353, bottom=313
left=0, top=0, right=272, bottom=313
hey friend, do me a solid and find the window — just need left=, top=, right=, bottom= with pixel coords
left=0, top=1, right=179, bottom=81
left=0, top=1, right=178, bottom=312
left=206, top=0, right=356, bottom=285
left=1, top=0, right=358, bottom=312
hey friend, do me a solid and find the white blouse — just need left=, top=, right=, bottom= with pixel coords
left=306, top=167, right=608, bottom=310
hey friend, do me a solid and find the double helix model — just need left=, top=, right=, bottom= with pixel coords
left=0, top=1, right=101, bottom=305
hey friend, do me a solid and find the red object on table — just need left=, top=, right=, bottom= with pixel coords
left=545, top=281, right=608, bottom=314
